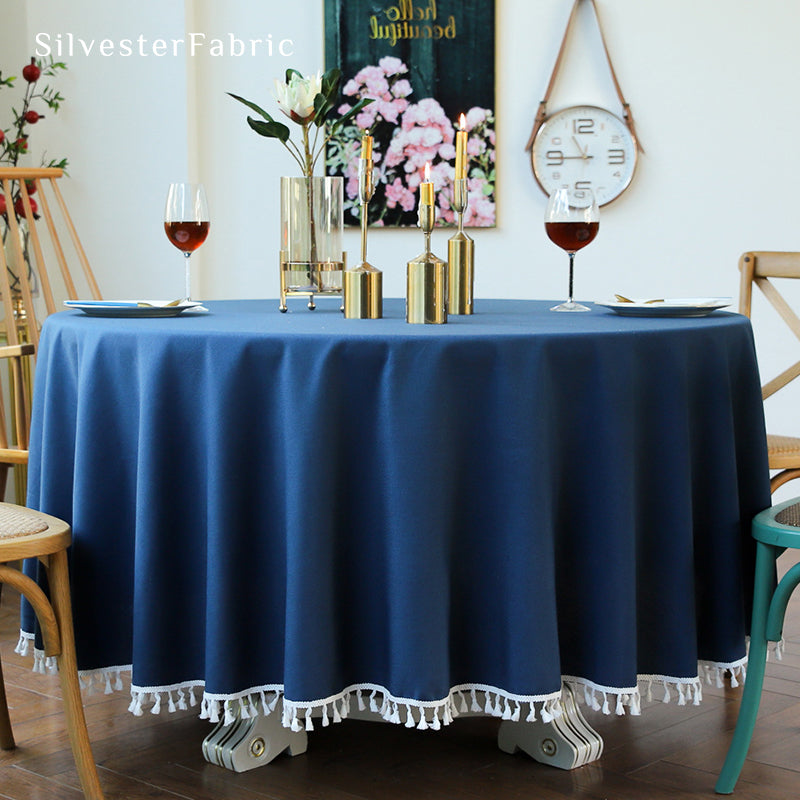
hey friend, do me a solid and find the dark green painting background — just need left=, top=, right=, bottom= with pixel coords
left=324, top=0, right=495, bottom=122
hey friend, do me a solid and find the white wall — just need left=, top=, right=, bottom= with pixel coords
left=10, top=0, right=800, bottom=496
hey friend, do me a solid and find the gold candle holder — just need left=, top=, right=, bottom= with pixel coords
left=406, top=199, right=447, bottom=325
left=344, top=149, right=383, bottom=319
left=447, top=178, right=474, bottom=315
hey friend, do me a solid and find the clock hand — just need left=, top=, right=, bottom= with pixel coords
left=572, top=136, right=590, bottom=159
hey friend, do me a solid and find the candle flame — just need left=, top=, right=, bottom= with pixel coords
left=459, top=113, right=466, bottom=131
left=424, top=162, right=431, bottom=182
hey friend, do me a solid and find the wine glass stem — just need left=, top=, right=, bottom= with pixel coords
left=568, top=252, right=575, bottom=304
left=184, top=252, right=192, bottom=301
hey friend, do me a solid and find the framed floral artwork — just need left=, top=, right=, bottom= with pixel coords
left=324, top=0, right=496, bottom=227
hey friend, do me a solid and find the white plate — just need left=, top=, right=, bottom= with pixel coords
left=64, top=300, right=205, bottom=318
left=596, top=297, right=732, bottom=317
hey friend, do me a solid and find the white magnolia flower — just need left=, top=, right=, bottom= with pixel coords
left=273, top=71, right=322, bottom=124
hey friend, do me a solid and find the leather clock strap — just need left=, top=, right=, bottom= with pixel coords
left=525, top=0, right=644, bottom=154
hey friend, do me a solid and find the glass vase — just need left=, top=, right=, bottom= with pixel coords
left=279, top=176, right=344, bottom=310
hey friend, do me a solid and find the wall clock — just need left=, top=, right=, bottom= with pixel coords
left=530, top=105, right=638, bottom=206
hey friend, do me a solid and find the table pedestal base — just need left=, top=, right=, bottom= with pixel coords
left=202, top=702, right=308, bottom=772
left=201, top=685, right=602, bottom=773
left=498, top=685, right=603, bottom=769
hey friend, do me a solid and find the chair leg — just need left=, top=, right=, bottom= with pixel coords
left=715, top=541, right=776, bottom=794
left=46, top=550, right=105, bottom=799
left=0, top=582, right=14, bottom=750
left=0, top=651, right=14, bottom=750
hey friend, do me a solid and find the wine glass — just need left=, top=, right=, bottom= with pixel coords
left=164, top=183, right=210, bottom=301
left=545, top=187, right=599, bottom=312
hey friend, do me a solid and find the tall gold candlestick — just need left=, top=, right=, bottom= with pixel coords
left=407, top=165, right=447, bottom=324
left=447, top=178, right=474, bottom=315
left=344, top=136, right=382, bottom=319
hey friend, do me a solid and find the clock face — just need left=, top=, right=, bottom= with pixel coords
left=531, top=105, right=638, bottom=206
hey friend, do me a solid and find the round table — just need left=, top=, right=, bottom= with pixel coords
left=24, top=298, right=770, bottom=738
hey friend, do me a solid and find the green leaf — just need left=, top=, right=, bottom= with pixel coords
left=313, top=94, right=336, bottom=128
left=285, top=68, right=303, bottom=84
left=246, top=116, right=290, bottom=143
left=321, top=68, right=341, bottom=97
left=227, top=92, right=275, bottom=123
left=330, top=97, right=375, bottom=133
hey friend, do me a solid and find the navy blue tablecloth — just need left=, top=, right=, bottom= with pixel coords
left=23, top=298, right=770, bottom=727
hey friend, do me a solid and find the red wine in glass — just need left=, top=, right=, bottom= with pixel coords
left=164, top=183, right=210, bottom=301
left=545, top=188, right=599, bottom=312
left=164, top=221, right=210, bottom=253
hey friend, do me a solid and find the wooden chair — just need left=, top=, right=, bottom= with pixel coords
left=716, top=497, right=800, bottom=793
left=0, top=502, right=104, bottom=798
left=0, top=167, right=101, bottom=500
left=739, top=251, right=800, bottom=493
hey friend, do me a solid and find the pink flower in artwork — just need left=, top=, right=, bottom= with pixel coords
left=465, top=107, right=489, bottom=130
left=464, top=186, right=496, bottom=227
left=385, top=177, right=416, bottom=212
left=467, top=137, right=486, bottom=157
left=391, top=79, right=412, bottom=98
left=375, top=97, right=409, bottom=124
left=379, top=56, right=405, bottom=76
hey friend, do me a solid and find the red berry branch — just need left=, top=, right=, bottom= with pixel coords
left=1, top=56, right=68, bottom=292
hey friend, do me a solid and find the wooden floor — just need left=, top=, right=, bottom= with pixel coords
left=2, top=553, right=800, bottom=799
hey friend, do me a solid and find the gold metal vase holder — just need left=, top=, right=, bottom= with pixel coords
left=406, top=202, right=447, bottom=325
left=344, top=157, right=382, bottom=319
left=447, top=178, right=474, bottom=315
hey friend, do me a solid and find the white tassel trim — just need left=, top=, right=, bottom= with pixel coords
left=13, top=635, right=748, bottom=725
left=271, top=683, right=561, bottom=733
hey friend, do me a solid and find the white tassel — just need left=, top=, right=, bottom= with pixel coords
left=615, top=694, right=625, bottom=715
left=459, top=691, right=468, bottom=714
left=677, top=684, right=686, bottom=706
left=502, top=698, right=512, bottom=720
left=177, top=689, right=188, bottom=711
left=405, top=705, right=416, bottom=728
left=305, top=708, right=314, bottom=731
left=114, top=671, right=123, bottom=691
left=511, top=702, right=520, bottom=722
left=189, top=688, right=198, bottom=707
left=168, top=692, right=176, bottom=713
left=630, top=691, right=641, bottom=715
left=443, top=702, right=454, bottom=725
left=223, top=701, right=235, bottom=726
left=601, top=692, right=610, bottom=715
left=208, top=700, right=221, bottom=724
left=431, top=708, right=441, bottom=730
left=239, top=698, right=251, bottom=719
left=540, top=702, right=554, bottom=724
left=484, top=692, right=495, bottom=715
left=128, top=692, right=144, bottom=716
left=470, top=689, right=481, bottom=713
left=14, top=633, right=31, bottom=656
left=151, top=693, right=162, bottom=715
left=357, top=689, right=366, bottom=711
left=290, top=708, right=303, bottom=733
left=333, top=701, right=342, bottom=724
left=417, top=709, right=428, bottom=731
left=730, top=670, right=739, bottom=689
left=370, top=690, right=378, bottom=713
left=693, top=682, right=702, bottom=706
left=645, top=680, right=653, bottom=702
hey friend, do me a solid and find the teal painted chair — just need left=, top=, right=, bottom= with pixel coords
left=716, top=497, right=800, bottom=793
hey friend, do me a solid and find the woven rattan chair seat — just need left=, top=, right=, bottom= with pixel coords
left=0, top=505, right=49, bottom=539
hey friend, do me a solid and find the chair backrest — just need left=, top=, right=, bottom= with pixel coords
left=0, top=167, right=101, bottom=498
left=739, top=251, right=800, bottom=401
